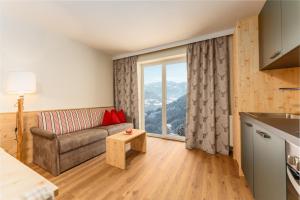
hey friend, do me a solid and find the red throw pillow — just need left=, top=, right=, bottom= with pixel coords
left=111, top=110, right=121, bottom=124
left=102, top=110, right=112, bottom=126
left=117, top=109, right=126, bottom=123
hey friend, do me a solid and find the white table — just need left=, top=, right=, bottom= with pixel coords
left=0, top=148, right=58, bottom=200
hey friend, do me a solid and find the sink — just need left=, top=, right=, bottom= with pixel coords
left=243, top=112, right=300, bottom=138
left=248, top=112, right=300, bottom=119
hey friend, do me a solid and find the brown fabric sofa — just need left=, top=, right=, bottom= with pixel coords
left=30, top=108, right=133, bottom=176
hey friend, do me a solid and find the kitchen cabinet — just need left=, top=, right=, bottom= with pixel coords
left=259, top=0, right=282, bottom=69
left=240, top=117, right=286, bottom=200
left=241, top=120, right=254, bottom=193
left=282, top=0, right=300, bottom=53
left=253, top=126, right=286, bottom=200
left=259, top=0, right=300, bottom=70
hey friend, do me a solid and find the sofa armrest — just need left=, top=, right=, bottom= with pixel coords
left=30, top=127, right=57, bottom=140
left=31, top=128, right=60, bottom=176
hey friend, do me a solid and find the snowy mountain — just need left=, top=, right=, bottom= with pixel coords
left=144, top=81, right=187, bottom=136
left=144, top=81, right=187, bottom=112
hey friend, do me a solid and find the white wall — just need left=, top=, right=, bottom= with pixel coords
left=0, top=15, right=113, bottom=113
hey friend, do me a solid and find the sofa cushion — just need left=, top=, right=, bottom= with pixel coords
left=111, top=110, right=121, bottom=124
left=102, top=110, right=112, bottom=126
left=117, top=109, right=126, bottom=123
left=90, top=108, right=106, bottom=127
left=58, top=128, right=108, bottom=154
left=39, top=109, right=92, bottom=135
left=100, top=123, right=133, bottom=135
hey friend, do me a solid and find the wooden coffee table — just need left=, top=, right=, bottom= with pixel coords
left=106, top=129, right=146, bottom=169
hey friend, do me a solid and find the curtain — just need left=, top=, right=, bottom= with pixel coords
left=185, top=36, right=230, bottom=155
left=113, top=56, right=139, bottom=128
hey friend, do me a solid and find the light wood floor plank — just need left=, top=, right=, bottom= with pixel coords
left=28, top=137, right=253, bottom=200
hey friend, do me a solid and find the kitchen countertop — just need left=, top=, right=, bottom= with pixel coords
left=240, top=112, right=300, bottom=146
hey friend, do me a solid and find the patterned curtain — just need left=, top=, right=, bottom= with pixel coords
left=185, top=36, right=230, bottom=155
left=113, top=56, right=139, bottom=128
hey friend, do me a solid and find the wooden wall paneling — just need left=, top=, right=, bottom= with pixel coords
left=0, top=113, right=18, bottom=158
left=23, top=112, right=38, bottom=162
left=232, top=15, right=300, bottom=175
left=0, top=112, right=38, bottom=163
left=232, top=19, right=242, bottom=175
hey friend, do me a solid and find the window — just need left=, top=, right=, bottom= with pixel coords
left=141, top=56, right=187, bottom=140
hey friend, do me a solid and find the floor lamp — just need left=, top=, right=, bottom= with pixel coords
left=6, top=72, right=36, bottom=161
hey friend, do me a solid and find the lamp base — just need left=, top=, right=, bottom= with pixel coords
left=16, top=96, right=24, bottom=161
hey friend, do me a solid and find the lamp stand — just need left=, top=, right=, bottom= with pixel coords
left=16, top=95, right=24, bottom=161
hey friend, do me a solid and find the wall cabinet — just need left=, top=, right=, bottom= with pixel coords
left=259, top=0, right=300, bottom=70
left=241, top=118, right=286, bottom=200
left=281, top=0, right=300, bottom=53
left=259, top=0, right=282, bottom=68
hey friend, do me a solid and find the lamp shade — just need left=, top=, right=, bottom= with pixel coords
left=6, top=72, right=36, bottom=95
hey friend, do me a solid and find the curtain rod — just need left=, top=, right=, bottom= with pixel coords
left=112, top=27, right=234, bottom=60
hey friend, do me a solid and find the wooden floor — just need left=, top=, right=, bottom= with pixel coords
left=30, top=137, right=253, bottom=200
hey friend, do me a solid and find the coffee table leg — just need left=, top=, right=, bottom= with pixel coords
left=106, top=138, right=126, bottom=169
left=131, top=133, right=146, bottom=153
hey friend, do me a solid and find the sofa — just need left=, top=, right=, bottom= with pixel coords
left=30, top=108, right=133, bottom=176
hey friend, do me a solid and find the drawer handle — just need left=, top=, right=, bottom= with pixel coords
left=269, top=50, right=282, bottom=59
left=245, top=122, right=253, bottom=127
left=256, top=130, right=271, bottom=139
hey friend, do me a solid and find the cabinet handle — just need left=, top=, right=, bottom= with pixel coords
left=269, top=50, right=282, bottom=59
left=245, top=122, right=253, bottom=127
left=256, top=130, right=271, bottom=139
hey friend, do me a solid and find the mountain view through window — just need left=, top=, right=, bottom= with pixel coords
left=144, top=62, right=187, bottom=137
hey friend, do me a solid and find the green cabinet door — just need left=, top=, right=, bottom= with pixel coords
left=282, top=0, right=300, bottom=54
left=241, top=120, right=254, bottom=193
left=253, top=126, right=286, bottom=200
left=259, top=0, right=282, bottom=68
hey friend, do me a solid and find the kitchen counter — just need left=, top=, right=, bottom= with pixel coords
left=240, top=112, right=300, bottom=147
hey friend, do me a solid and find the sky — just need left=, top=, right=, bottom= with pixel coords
left=144, top=62, right=187, bottom=84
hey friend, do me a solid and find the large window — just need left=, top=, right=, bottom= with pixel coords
left=141, top=57, right=187, bottom=140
